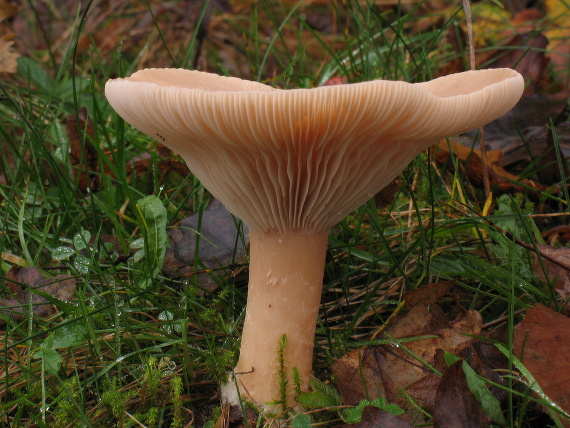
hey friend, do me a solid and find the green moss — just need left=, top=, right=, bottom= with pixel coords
left=276, top=333, right=289, bottom=413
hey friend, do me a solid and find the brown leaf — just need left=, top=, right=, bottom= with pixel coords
left=404, top=371, right=441, bottom=412
left=531, top=245, right=570, bottom=300
left=1, top=266, right=76, bottom=320
left=514, top=303, right=570, bottom=415
left=379, top=310, right=481, bottom=401
left=332, top=347, right=386, bottom=406
left=405, top=280, right=454, bottom=308
left=163, top=199, right=249, bottom=291
left=336, top=407, right=413, bottom=428
left=0, top=0, right=17, bottom=22
left=491, top=32, right=549, bottom=95
left=436, top=140, right=551, bottom=196
left=0, top=38, right=19, bottom=73
left=373, top=179, right=401, bottom=209
left=333, top=283, right=482, bottom=411
left=433, top=360, right=490, bottom=428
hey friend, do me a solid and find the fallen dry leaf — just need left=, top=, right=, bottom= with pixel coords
left=531, top=245, right=570, bottom=300
left=433, top=360, right=490, bottom=428
left=333, top=282, right=482, bottom=417
left=405, top=280, right=454, bottom=308
left=0, top=38, right=19, bottom=73
left=514, top=304, right=570, bottom=415
left=492, top=32, right=549, bottom=95
left=163, top=199, right=249, bottom=291
left=332, top=346, right=386, bottom=406
left=436, top=140, right=552, bottom=196
left=0, top=266, right=76, bottom=321
left=0, top=0, right=17, bottom=22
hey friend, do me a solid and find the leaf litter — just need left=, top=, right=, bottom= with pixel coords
left=0, top=266, right=76, bottom=321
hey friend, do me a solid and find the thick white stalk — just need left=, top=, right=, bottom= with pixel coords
left=231, top=230, right=329, bottom=407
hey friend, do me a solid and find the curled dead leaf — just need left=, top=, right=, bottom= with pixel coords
left=1, top=266, right=76, bottom=322
left=333, top=282, right=482, bottom=420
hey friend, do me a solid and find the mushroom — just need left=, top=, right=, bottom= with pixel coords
left=105, top=68, right=524, bottom=409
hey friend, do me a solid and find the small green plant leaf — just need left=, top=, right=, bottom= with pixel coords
left=36, top=348, right=63, bottom=375
left=17, top=57, right=53, bottom=91
left=34, top=324, right=86, bottom=375
left=296, top=378, right=343, bottom=409
left=309, top=377, right=342, bottom=405
left=74, top=254, right=91, bottom=274
left=73, top=230, right=91, bottom=251
left=296, top=391, right=339, bottom=409
left=340, top=397, right=404, bottom=423
left=132, top=249, right=145, bottom=263
left=292, top=413, right=311, bottom=428
left=129, top=238, right=145, bottom=250
left=52, top=246, right=75, bottom=261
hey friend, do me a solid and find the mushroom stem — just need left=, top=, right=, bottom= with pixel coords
left=233, top=230, right=329, bottom=406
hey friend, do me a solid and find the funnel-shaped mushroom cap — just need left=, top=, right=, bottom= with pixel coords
left=106, top=69, right=523, bottom=233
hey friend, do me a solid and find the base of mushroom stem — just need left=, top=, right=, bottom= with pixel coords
left=220, top=372, right=305, bottom=415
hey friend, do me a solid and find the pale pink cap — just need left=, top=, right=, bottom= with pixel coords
left=106, top=68, right=524, bottom=233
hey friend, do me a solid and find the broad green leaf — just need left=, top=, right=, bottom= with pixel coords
left=73, top=230, right=91, bottom=251
left=292, top=414, right=311, bottom=428
left=33, top=324, right=86, bottom=375
left=341, top=397, right=404, bottom=423
left=52, top=246, right=75, bottom=261
left=132, top=249, right=145, bottom=263
left=136, top=195, right=168, bottom=281
left=309, top=378, right=342, bottom=405
left=129, top=238, right=145, bottom=250
left=35, top=348, right=62, bottom=375
left=49, top=323, right=87, bottom=349
left=17, top=57, right=53, bottom=92
left=74, top=254, right=91, bottom=274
